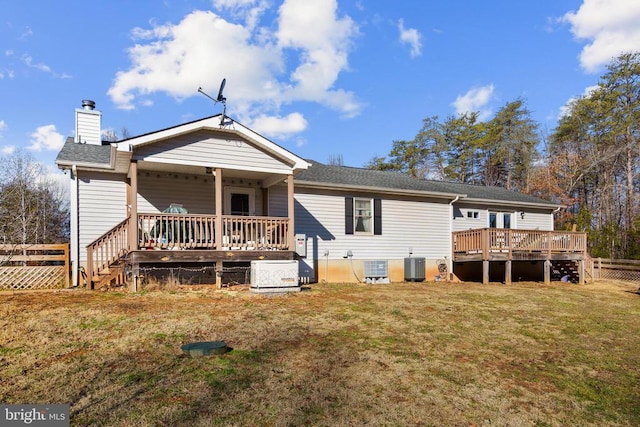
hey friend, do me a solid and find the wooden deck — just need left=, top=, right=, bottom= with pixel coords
left=86, top=213, right=292, bottom=289
left=452, top=228, right=588, bottom=284
left=453, top=228, right=587, bottom=261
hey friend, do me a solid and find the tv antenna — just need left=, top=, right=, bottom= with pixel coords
left=198, top=78, right=231, bottom=126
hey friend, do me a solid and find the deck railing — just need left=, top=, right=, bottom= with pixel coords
left=139, top=213, right=217, bottom=249
left=86, top=214, right=291, bottom=285
left=86, top=217, right=130, bottom=283
left=138, top=213, right=290, bottom=250
left=222, top=215, right=289, bottom=250
left=452, top=228, right=587, bottom=259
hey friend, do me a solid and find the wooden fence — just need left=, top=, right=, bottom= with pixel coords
left=0, top=244, right=70, bottom=290
left=592, top=258, right=640, bottom=282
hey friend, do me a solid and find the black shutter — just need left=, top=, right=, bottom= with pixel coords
left=373, top=198, right=382, bottom=235
left=345, top=197, right=354, bottom=235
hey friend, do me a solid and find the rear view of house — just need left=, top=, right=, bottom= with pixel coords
left=57, top=101, right=588, bottom=289
left=57, top=101, right=309, bottom=289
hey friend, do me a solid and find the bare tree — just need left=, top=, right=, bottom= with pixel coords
left=0, top=151, right=69, bottom=246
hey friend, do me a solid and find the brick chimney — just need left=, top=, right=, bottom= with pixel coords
left=75, top=99, right=102, bottom=145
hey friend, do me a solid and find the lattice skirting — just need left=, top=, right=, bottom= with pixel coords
left=598, top=269, right=640, bottom=282
left=0, top=266, right=66, bottom=290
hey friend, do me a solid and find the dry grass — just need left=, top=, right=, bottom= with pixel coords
left=1, top=280, right=639, bottom=426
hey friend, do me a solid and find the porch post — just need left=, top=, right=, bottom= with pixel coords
left=544, top=259, right=551, bottom=285
left=215, top=168, right=223, bottom=289
left=287, top=174, right=295, bottom=251
left=215, top=168, right=223, bottom=250
left=578, top=259, right=585, bottom=285
left=127, top=161, right=138, bottom=251
left=482, top=228, right=489, bottom=284
left=482, top=261, right=489, bottom=285
left=505, top=260, right=512, bottom=285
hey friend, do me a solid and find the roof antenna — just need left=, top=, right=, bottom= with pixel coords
left=198, top=78, right=232, bottom=126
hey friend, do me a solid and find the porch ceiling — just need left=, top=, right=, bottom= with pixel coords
left=136, top=160, right=286, bottom=182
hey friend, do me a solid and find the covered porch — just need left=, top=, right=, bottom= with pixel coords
left=452, top=228, right=588, bottom=285
left=85, top=157, right=298, bottom=289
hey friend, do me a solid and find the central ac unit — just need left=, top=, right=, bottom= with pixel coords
left=404, top=257, right=425, bottom=282
left=363, top=260, right=389, bottom=284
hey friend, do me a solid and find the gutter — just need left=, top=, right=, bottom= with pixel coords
left=459, top=197, right=562, bottom=210
left=295, top=180, right=465, bottom=201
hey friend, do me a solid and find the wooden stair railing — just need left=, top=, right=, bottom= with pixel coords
left=584, top=254, right=596, bottom=281
left=86, top=217, right=130, bottom=288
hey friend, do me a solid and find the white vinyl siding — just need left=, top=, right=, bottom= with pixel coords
left=135, top=131, right=290, bottom=173
left=75, top=109, right=101, bottom=145
left=268, top=184, right=288, bottom=217
left=78, top=172, right=127, bottom=262
left=294, top=190, right=451, bottom=260
left=137, top=172, right=216, bottom=214
left=453, top=203, right=554, bottom=232
left=452, top=205, right=488, bottom=232
left=519, top=211, right=554, bottom=231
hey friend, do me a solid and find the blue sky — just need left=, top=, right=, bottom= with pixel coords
left=1, top=0, right=639, bottom=177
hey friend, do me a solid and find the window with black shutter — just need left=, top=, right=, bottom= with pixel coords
left=345, top=197, right=382, bottom=235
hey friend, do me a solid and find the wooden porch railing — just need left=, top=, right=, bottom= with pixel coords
left=86, top=213, right=291, bottom=286
left=138, top=213, right=290, bottom=250
left=221, top=215, right=289, bottom=250
left=452, top=228, right=587, bottom=259
left=138, top=213, right=217, bottom=249
left=86, top=217, right=130, bottom=284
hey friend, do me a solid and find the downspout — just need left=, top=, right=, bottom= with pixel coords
left=552, top=206, right=561, bottom=231
left=447, top=196, right=460, bottom=279
left=71, top=164, right=79, bottom=287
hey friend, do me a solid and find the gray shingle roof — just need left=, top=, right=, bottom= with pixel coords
left=296, top=161, right=558, bottom=207
left=56, top=138, right=112, bottom=166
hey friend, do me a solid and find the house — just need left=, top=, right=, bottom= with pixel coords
left=56, top=101, right=587, bottom=289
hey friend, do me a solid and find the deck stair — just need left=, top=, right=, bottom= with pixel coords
left=551, top=260, right=580, bottom=283
left=92, top=260, right=128, bottom=289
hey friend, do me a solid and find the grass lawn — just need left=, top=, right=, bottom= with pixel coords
left=1, top=280, right=639, bottom=426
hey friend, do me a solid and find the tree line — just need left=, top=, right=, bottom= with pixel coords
left=0, top=151, right=69, bottom=246
left=367, top=52, right=640, bottom=259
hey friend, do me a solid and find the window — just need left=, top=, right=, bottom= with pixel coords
left=489, top=211, right=512, bottom=228
left=231, top=193, right=250, bottom=216
left=466, top=211, right=479, bottom=219
left=345, top=197, right=382, bottom=235
left=503, top=213, right=511, bottom=229
left=224, top=186, right=255, bottom=215
left=354, top=198, right=372, bottom=233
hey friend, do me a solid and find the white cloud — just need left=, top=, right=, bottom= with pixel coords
left=558, top=84, right=600, bottom=119
left=562, top=0, right=640, bottom=73
left=276, top=0, right=359, bottom=113
left=246, top=112, right=308, bottom=139
left=398, top=19, right=422, bottom=58
left=19, top=27, right=33, bottom=41
left=20, top=53, right=70, bottom=78
left=2, top=146, right=16, bottom=155
left=29, top=125, right=65, bottom=152
left=0, top=120, right=6, bottom=132
left=452, top=84, right=495, bottom=121
left=212, top=0, right=268, bottom=30
left=21, top=54, right=51, bottom=73
left=108, top=0, right=361, bottom=137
